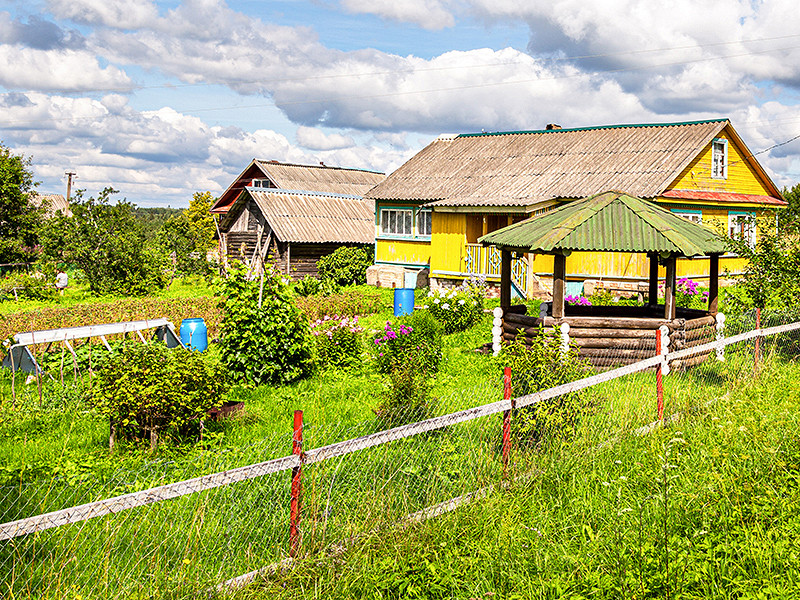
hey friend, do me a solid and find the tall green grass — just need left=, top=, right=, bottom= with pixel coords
left=248, top=355, right=800, bottom=600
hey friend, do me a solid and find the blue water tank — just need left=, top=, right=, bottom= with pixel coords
left=393, top=288, right=415, bottom=317
left=180, top=318, right=208, bottom=352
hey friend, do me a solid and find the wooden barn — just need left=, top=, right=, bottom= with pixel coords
left=219, top=187, right=375, bottom=279
left=210, top=159, right=385, bottom=216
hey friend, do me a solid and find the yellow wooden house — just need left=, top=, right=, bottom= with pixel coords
left=365, top=119, right=785, bottom=297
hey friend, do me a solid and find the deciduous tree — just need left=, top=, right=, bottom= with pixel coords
left=40, top=188, right=168, bottom=295
left=0, top=142, right=44, bottom=263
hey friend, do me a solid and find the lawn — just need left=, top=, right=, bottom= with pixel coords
left=0, top=280, right=795, bottom=599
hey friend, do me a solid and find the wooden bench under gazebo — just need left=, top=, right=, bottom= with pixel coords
left=480, top=191, right=728, bottom=368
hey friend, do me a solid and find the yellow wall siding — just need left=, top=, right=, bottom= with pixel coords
left=375, top=200, right=432, bottom=267
left=530, top=250, right=747, bottom=282
left=668, top=129, right=771, bottom=196
left=375, top=239, right=431, bottom=266
left=430, top=212, right=466, bottom=273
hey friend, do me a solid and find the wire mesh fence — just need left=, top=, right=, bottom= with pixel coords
left=1, top=310, right=799, bottom=598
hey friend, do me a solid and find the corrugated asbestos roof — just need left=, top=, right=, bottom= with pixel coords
left=31, top=193, right=71, bottom=218
left=246, top=188, right=374, bottom=244
left=479, top=191, right=728, bottom=257
left=255, top=161, right=385, bottom=196
left=366, top=119, right=781, bottom=207
left=211, top=160, right=385, bottom=214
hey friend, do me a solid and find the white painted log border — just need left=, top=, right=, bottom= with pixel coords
left=4, top=319, right=800, bottom=542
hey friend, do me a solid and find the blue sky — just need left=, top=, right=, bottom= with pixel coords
left=2, top=0, right=800, bottom=207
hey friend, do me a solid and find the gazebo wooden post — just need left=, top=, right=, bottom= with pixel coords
left=664, top=255, right=677, bottom=320
left=648, top=252, right=659, bottom=306
left=708, top=254, right=720, bottom=315
left=552, top=253, right=567, bottom=319
left=500, top=249, right=512, bottom=311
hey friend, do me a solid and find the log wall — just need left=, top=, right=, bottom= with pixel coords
left=502, top=307, right=716, bottom=369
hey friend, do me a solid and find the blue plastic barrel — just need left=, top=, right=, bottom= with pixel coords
left=393, top=288, right=415, bottom=317
left=180, top=318, right=208, bottom=352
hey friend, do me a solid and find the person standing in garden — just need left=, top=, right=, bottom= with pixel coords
left=55, top=268, right=68, bottom=295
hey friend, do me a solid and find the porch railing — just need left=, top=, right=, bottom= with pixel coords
left=464, top=244, right=527, bottom=295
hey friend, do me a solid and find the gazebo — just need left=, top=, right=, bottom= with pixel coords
left=479, top=191, right=728, bottom=367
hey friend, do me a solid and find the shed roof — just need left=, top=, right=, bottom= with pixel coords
left=31, top=193, right=71, bottom=218
left=479, top=191, right=728, bottom=257
left=211, top=160, right=385, bottom=214
left=366, top=119, right=782, bottom=208
left=223, top=188, right=375, bottom=244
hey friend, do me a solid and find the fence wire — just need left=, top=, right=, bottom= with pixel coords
left=1, top=312, right=799, bottom=599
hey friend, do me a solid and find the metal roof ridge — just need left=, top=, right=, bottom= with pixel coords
left=457, top=118, right=729, bottom=138
left=253, top=160, right=384, bottom=175
left=247, top=187, right=365, bottom=200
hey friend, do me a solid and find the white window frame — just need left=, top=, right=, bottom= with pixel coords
left=711, top=138, right=728, bottom=179
left=671, top=209, right=702, bottom=225
left=728, top=211, right=755, bottom=247
left=380, top=207, right=414, bottom=237
left=417, top=209, right=432, bottom=237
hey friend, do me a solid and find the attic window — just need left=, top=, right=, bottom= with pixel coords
left=711, top=139, right=727, bottom=179
left=250, top=179, right=271, bottom=188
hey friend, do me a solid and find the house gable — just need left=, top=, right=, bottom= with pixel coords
left=665, top=124, right=781, bottom=200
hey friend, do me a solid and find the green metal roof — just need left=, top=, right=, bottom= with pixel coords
left=478, top=191, right=728, bottom=257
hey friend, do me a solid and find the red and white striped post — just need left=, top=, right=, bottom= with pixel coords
left=289, top=410, right=303, bottom=557
left=502, top=367, right=513, bottom=475
left=655, top=331, right=664, bottom=422
left=755, top=307, right=762, bottom=372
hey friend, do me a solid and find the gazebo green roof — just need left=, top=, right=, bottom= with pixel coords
left=479, top=190, right=727, bottom=257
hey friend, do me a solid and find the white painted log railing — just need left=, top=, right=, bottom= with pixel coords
left=3, top=317, right=798, bottom=542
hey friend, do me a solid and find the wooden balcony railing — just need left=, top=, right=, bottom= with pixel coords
left=464, top=244, right=528, bottom=295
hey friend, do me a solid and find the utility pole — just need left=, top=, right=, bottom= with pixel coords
left=65, top=171, right=76, bottom=201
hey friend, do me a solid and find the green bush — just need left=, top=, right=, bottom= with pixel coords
left=0, top=271, right=58, bottom=301
left=89, top=342, right=227, bottom=446
left=373, top=311, right=442, bottom=426
left=501, top=329, right=591, bottom=445
left=293, top=275, right=337, bottom=298
left=375, top=362, right=434, bottom=426
left=421, top=282, right=484, bottom=333
left=317, top=246, right=372, bottom=286
left=217, top=262, right=313, bottom=386
left=373, top=310, right=443, bottom=376
left=310, top=314, right=363, bottom=368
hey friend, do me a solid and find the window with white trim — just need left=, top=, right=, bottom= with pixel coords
left=729, top=212, right=755, bottom=246
left=417, top=209, right=432, bottom=237
left=671, top=209, right=702, bottom=224
left=380, top=208, right=414, bottom=236
left=712, top=139, right=728, bottom=179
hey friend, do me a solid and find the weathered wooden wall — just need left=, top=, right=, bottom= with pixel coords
left=502, top=306, right=716, bottom=369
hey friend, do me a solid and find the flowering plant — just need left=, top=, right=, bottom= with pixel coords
left=659, top=277, right=709, bottom=309
left=372, top=311, right=443, bottom=375
left=421, top=281, right=484, bottom=334
left=310, top=314, right=363, bottom=368
left=565, top=294, right=592, bottom=306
